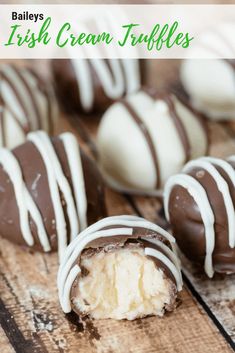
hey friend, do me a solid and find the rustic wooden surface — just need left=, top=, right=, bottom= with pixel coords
left=0, top=57, right=235, bottom=353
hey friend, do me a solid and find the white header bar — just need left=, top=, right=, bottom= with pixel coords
left=0, top=4, right=235, bottom=59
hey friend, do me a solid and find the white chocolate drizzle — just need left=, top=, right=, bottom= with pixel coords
left=0, top=131, right=87, bottom=261
left=0, top=148, right=50, bottom=250
left=60, top=133, right=87, bottom=234
left=143, top=237, right=182, bottom=275
left=57, top=215, right=182, bottom=313
left=71, top=58, right=140, bottom=112
left=183, top=158, right=235, bottom=248
left=0, top=64, right=57, bottom=147
left=164, top=173, right=215, bottom=277
left=68, top=13, right=140, bottom=112
left=164, top=156, right=235, bottom=277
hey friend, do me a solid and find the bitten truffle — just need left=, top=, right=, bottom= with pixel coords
left=181, top=59, right=235, bottom=121
left=96, top=89, right=208, bottom=195
left=58, top=215, right=183, bottom=320
left=0, top=131, right=106, bottom=260
left=51, top=59, right=142, bottom=114
left=164, top=156, right=235, bottom=277
left=0, top=64, right=58, bottom=149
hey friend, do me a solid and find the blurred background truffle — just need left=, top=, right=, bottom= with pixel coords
left=51, top=59, right=143, bottom=114
left=0, top=64, right=58, bottom=148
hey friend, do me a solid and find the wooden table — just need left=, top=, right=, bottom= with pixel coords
left=0, top=59, right=235, bottom=353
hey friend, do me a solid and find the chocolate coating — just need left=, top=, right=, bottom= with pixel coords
left=0, top=132, right=106, bottom=255
left=51, top=59, right=143, bottom=114
left=165, top=157, right=235, bottom=275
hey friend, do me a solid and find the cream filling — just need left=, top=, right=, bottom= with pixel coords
left=72, top=248, right=174, bottom=320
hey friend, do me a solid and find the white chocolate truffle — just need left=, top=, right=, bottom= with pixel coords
left=181, top=59, right=235, bottom=121
left=58, top=215, right=183, bottom=320
left=0, top=64, right=58, bottom=148
left=96, top=90, right=208, bottom=195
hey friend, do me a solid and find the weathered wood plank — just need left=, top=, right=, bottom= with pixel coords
left=0, top=327, right=15, bottom=353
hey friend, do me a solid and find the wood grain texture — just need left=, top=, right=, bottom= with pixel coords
left=0, top=58, right=235, bottom=352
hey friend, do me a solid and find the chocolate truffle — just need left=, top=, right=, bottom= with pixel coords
left=0, top=64, right=57, bottom=148
left=96, top=89, right=208, bottom=195
left=51, top=59, right=142, bottom=114
left=164, top=156, right=235, bottom=277
left=181, top=59, right=235, bottom=121
left=58, top=215, right=182, bottom=320
left=0, top=131, right=106, bottom=260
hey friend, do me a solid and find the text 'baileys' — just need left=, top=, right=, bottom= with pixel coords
left=11, top=11, right=44, bottom=23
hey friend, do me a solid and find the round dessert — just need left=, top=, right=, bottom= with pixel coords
left=0, top=131, right=106, bottom=260
left=96, top=89, right=208, bottom=195
left=181, top=59, right=235, bottom=121
left=0, top=64, right=58, bottom=149
left=58, top=215, right=182, bottom=320
left=164, top=156, right=235, bottom=277
left=51, top=59, right=142, bottom=114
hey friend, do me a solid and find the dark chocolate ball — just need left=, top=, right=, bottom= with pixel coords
left=164, top=156, right=235, bottom=277
left=0, top=131, right=106, bottom=260
left=51, top=59, right=143, bottom=114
